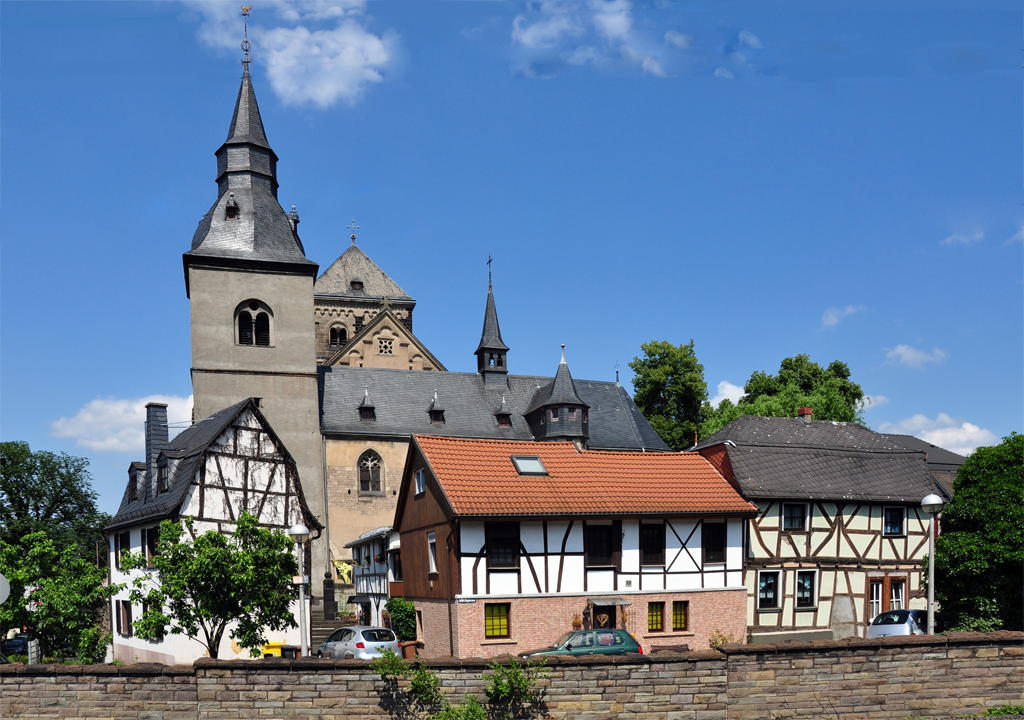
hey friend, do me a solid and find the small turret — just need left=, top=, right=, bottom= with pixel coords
left=475, top=277, right=509, bottom=386
left=524, top=345, right=590, bottom=447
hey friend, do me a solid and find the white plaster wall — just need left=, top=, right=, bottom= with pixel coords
left=521, top=522, right=545, bottom=555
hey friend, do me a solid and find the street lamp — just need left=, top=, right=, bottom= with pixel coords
left=288, top=523, right=310, bottom=657
left=921, top=494, right=945, bottom=635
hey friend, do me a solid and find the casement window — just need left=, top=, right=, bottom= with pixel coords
left=427, top=531, right=437, bottom=574
left=783, top=503, right=807, bottom=532
left=157, top=463, right=170, bottom=494
left=486, top=523, right=520, bottom=569
left=358, top=450, right=383, bottom=494
left=142, top=527, right=159, bottom=568
left=568, top=407, right=577, bottom=420
left=795, top=570, right=817, bottom=609
left=114, top=531, right=131, bottom=571
left=415, top=468, right=426, bottom=495
left=116, top=600, right=133, bottom=637
left=549, top=407, right=559, bottom=421
left=869, top=575, right=908, bottom=620
left=647, top=602, right=665, bottom=632
left=870, top=579, right=883, bottom=620
left=702, top=522, right=726, bottom=564
left=890, top=579, right=905, bottom=610
left=584, top=522, right=620, bottom=568
left=672, top=601, right=689, bottom=632
left=329, top=325, right=347, bottom=348
left=758, top=570, right=781, bottom=611
left=883, top=507, right=905, bottom=536
left=485, top=603, right=510, bottom=638
left=391, top=552, right=403, bottom=582
left=640, top=522, right=666, bottom=566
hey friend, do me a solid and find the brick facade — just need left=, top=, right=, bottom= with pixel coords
left=4, top=632, right=1018, bottom=719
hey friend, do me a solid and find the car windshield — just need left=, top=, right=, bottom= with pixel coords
left=362, top=629, right=395, bottom=643
left=873, top=610, right=911, bottom=625
left=553, top=632, right=574, bottom=648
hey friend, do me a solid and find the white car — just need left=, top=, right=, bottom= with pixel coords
left=317, top=626, right=400, bottom=660
left=866, top=609, right=929, bottom=638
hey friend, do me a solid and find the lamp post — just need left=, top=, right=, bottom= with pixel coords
left=288, top=523, right=310, bottom=657
left=921, top=494, right=945, bottom=635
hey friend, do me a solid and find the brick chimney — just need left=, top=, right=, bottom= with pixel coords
left=145, top=403, right=169, bottom=491
left=797, top=407, right=813, bottom=424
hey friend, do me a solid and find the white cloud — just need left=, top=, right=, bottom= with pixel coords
left=1005, top=227, right=1023, bottom=245
left=185, top=1, right=393, bottom=108
left=821, top=304, right=866, bottom=328
left=878, top=413, right=999, bottom=456
left=512, top=11, right=583, bottom=49
left=858, top=394, right=890, bottom=411
left=738, top=30, right=763, bottom=49
left=621, top=46, right=667, bottom=77
left=941, top=230, right=984, bottom=246
left=709, top=381, right=744, bottom=408
left=52, top=395, right=194, bottom=453
left=714, top=67, right=735, bottom=79
left=664, top=31, right=694, bottom=49
left=591, top=0, right=632, bottom=43
left=884, top=344, right=948, bottom=368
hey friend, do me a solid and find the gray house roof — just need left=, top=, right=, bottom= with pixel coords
left=524, top=354, right=587, bottom=414
left=106, top=399, right=254, bottom=532
left=314, top=244, right=413, bottom=302
left=884, top=433, right=966, bottom=497
left=694, top=415, right=947, bottom=503
left=319, top=366, right=669, bottom=452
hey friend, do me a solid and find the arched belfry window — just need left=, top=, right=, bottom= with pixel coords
left=330, top=325, right=348, bottom=348
left=235, top=300, right=273, bottom=347
left=358, top=450, right=383, bottom=494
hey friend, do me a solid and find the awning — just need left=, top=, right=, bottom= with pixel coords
left=589, top=596, right=632, bottom=606
left=347, top=595, right=371, bottom=604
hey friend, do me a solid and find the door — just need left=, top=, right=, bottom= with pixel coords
left=330, top=628, right=357, bottom=659
left=592, top=606, right=616, bottom=630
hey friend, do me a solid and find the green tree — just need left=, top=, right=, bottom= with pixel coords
left=701, top=354, right=866, bottom=437
left=0, top=532, right=120, bottom=656
left=629, top=340, right=709, bottom=450
left=121, top=512, right=300, bottom=658
left=932, top=433, right=1023, bottom=632
left=0, top=441, right=111, bottom=553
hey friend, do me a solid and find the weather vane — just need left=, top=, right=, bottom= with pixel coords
left=348, top=220, right=359, bottom=244
left=241, top=6, right=252, bottom=67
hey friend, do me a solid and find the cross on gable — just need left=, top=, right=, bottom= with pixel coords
left=347, top=220, right=359, bottom=244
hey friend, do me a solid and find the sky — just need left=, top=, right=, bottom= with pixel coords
left=2, top=1, right=1021, bottom=515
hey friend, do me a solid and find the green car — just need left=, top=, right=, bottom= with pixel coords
left=519, top=629, right=643, bottom=658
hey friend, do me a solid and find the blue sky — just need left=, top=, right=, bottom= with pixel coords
left=2, top=1, right=1021, bottom=514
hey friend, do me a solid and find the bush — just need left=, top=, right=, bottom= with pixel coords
left=484, top=657, right=549, bottom=720
left=369, top=647, right=409, bottom=679
left=708, top=629, right=734, bottom=650
left=385, top=597, right=417, bottom=642
left=76, top=626, right=111, bottom=665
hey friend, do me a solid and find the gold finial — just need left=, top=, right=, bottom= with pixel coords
left=347, top=220, right=359, bottom=244
left=241, top=6, right=253, bottom=68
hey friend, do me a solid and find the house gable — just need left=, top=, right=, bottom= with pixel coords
left=323, top=307, right=446, bottom=372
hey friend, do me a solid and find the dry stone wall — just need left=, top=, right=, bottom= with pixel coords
left=1, top=632, right=1020, bottom=720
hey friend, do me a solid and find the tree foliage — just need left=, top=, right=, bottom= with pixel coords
left=629, top=340, right=709, bottom=450
left=0, top=532, right=120, bottom=655
left=121, top=512, right=300, bottom=658
left=933, top=433, right=1023, bottom=632
left=0, top=441, right=111, bottom=553
left=385, top=596, right=417, bottom=642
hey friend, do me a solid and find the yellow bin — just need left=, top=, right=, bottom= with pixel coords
left=262, top=642, right=284, bottom=658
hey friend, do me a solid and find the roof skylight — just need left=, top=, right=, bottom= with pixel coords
left=511, top=456, right=547, bottom=475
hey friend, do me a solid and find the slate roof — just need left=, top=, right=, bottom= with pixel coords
left=524, top=354, right=586, bottom=413
left=475, top=286, right=508, bottom=353
left=413, top=436, right=758, bottom=517
left=693, top=415, right=945, bottom=503
left=186, top=66, right=316, bottom=271
left=106, top=399, right=253, bottom=532
left=883, top=434, right=966, bottom=475
left=319, top=366, right=670, bottom=452
left=314, top=244, right=413, bottom=301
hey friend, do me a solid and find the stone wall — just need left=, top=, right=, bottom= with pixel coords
left=2, top=632, right=1020, bottom=719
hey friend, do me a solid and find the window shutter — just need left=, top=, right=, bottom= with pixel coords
left=254, top=313, right=270, bottom=346
left=116, top=600, right=122, bottom=635
left=239, top=312, right=254, bottom=344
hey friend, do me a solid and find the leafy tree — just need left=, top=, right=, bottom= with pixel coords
left=121, top=512, right=300, bottom=658
left=629, top=340, right=709, bottom=450
left=0, top=441, right=111, bottom=553
left=932, top=433, right=1023, bottom=632
left=385, top=596, right=417, bottom=642
left=701, top=354, right=866, bottom=438
left=0, top=531, right=120, bottom=656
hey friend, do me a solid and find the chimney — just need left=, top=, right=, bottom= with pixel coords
left=145, top=403, right=169, bottom=490
left=797, top=407, right=813, bottom=424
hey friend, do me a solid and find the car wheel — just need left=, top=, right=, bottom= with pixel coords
left=317, top=651, right=323, bottom=658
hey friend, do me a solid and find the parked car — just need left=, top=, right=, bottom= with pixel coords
left=317, top=626, right=400, bottom=660
left=519, top=628, right=643, bottom=658
left=2, top=633, right=29, bottom=655
left=866, top=609, right=928, bottom=638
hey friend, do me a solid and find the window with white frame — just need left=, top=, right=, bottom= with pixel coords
left=757, top=570, right=781, bottom=610
left=795, top=570, right=817, bottom=609
left=427, top=531, right=437, bottom=573
left=415, top=468, right=426, bottom=495
left=890, top=578, right=905, bottom=610
left=869, top=579, right=883, bottom=620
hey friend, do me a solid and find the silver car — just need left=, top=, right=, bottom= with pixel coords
left=866, top=609, right=928, bottom=638
left=317, top=626, right=400, bottom=660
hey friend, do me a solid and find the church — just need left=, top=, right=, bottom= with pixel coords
left=106, top=52, right=671, bottom=656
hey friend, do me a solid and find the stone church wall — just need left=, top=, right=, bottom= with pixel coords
left=2, top=632, right=1020, bottom=719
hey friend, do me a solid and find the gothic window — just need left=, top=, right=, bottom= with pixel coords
left=358, top=450, right=382, bottom=494
left=378, top=338, right=394, bottom=355
left=330, top=325, right=347, bottom=348
left=236, top=300, right=273, bottom=346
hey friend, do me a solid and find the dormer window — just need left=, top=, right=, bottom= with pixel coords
left=360, top=407, right=375, bottom=421
left=497, top=413, right=512, bottom=427
left=351, top=280, right=364, bottom=291
left=128, top=474, right=139, bottom=502
left=430, top=410, right=445, bottom=424
left=225, top=192, right=239, bottom=219
left=157, top=463, right=170, bottom=495
left=330, top=326, right=347, bottom=348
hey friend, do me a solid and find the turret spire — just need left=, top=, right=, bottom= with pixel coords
left=475, top=265, right=509, bottom=385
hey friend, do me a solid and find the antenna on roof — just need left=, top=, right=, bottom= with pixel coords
left=348, top=220, right=359, bottom=245
left=240, top=5, right=253, bottom=70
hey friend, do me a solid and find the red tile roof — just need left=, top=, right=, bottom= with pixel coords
left=413, top=435, right=758, bottom=517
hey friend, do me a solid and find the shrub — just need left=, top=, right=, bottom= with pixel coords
left=484, top=657, right=549, bottom=720
left=708, top=628, right=734, bottom=650
left=76, top=626, right=111, bottom=665
left=385, top=597, right=417, bottom=642
left=370, top=647, right=409, bottom=679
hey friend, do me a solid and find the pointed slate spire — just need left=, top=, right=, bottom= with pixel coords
left=225, top=62, right=272, bottom=150
left=475, top=277, right=509, bottom=384
left=524, top=345, right=589, bottom=446
left=546, top=345, right=586, bottom=408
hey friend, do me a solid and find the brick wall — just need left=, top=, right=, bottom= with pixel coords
left=1, top=632, right=1020, bottom=719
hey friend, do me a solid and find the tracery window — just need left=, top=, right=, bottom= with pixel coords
left=358, top=450, right=382, bottom=494
left=378, top=338, right=394, bottom=355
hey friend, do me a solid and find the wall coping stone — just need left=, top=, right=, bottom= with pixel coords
left=718, top=631, right=1023, bottom=656
left=0, top=662, right=195, bottom=677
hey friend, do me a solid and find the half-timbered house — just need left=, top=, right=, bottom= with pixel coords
left=106, top=398, right=320, bottom=664
left=694, top=410, right=950, bottom=642
left=343, top=526, right=399, bottom=627
left=392, top=435, right=758, bottom=658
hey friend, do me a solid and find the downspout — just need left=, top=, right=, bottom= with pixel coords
left=322, top=434, right=331, bottom=577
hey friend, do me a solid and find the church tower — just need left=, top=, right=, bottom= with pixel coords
left=183, top=55, right=323, bottom=547
left=475, top=278, right=509, bottom=386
